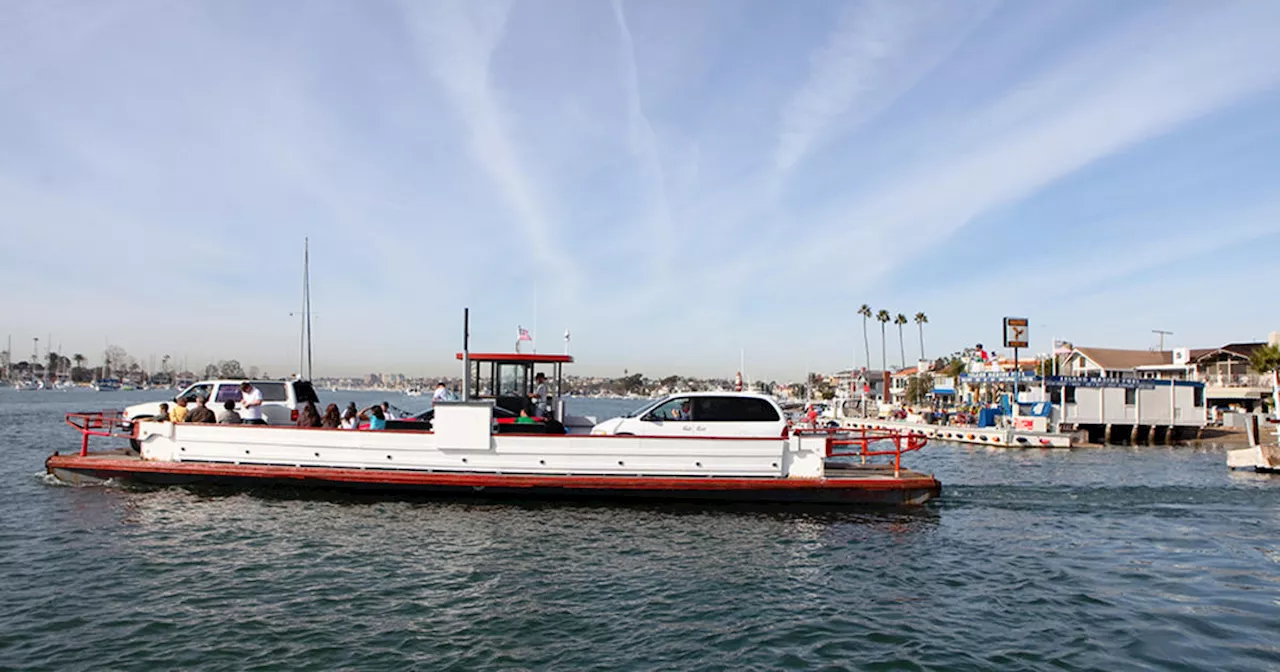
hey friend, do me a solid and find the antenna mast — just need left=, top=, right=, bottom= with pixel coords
left=1152, top=329, right=1172, bottom=351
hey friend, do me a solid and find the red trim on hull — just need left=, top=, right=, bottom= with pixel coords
left=45, top=455, right=940, bottom=503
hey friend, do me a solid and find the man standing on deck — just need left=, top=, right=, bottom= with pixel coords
left=239, top=382, right=266, bottom=425
left=530, top=372, right=549, bottom=417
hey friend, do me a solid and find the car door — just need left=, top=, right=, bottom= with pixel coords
left=636, top=397, right=695, bottom=436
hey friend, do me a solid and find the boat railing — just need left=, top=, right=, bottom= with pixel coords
left=794, top=426, right=928, bottom=478
left=65, top=411, right=133, bottom=457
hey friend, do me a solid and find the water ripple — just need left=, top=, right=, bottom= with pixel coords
left=2, top=390, right=1279, bottom=670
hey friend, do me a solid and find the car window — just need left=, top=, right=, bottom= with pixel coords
left=647, top=397, right=690, bottom=421
left=292, top=381, right=320, bottom=403
left=692, top=397, right=780, bottom=422
left=215, top=385, right=243, bottom=403
left=256, top=382, right=288, bottom=402
left=179, top=384, right=213, bottom=401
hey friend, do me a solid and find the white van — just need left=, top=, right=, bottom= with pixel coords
left=123, top=380, right=321, bottom=426
left=590, top=392, right=788, bottom=438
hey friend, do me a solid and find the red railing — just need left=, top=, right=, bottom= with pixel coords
left=65, top=411, right=135, bottom=457
left=794, top=425, right=928, bottom=477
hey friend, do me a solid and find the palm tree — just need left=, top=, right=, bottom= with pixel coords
left=876, top=309, right=891, bottom=371
left=914, top=312, right=928, bottom=360
left=894, top=314, right=908, bottom=368
left=857, top=305, right=872, bottom=371
left=46, top=351, right=60, bottom=383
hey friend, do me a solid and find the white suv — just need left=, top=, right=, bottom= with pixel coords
left=124, top=380, right=321, bottom=425
left=591, top=392, right=788, bottom=438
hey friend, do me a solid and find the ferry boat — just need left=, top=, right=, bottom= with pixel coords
left=46, top=351, right=940, bottom=505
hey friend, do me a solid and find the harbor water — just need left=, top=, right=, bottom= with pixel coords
left=2, top=389, right=1278, bottom=670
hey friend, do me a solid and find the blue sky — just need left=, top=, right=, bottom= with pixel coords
left=2, top=0, right=1279, bottom=380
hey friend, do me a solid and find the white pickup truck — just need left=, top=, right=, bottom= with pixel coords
left=591, top=392, right=788, bottom=438
left=123, top=379, right=321, bottom=425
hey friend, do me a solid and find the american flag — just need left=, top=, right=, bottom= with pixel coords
left=517, top=326, right=532, bottom=342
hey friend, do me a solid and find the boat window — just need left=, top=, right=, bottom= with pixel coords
left=693, top=397, right=780, bottom=422
left=497, top=364, right=527, bottom=397
left=1064, top=386, right=1076, bottom=404
left=215, top=385, right=242, bottom=403
left=1124, top=388, right=1136, bottom=405
left=257, top=382, right=289, bottom=402
left=1193, top=386, right=1203, bottom=407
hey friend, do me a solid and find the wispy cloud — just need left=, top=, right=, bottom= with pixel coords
left=774, top=0, right=995, bottom=178
left=611, top=0, right=675, bottom=274
left=399, top=0, right=578, bottom=294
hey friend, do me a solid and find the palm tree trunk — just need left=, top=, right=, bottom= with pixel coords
left=880, top=324, right=887, bottom=372
left=898, top=324, right=906, bottom=368
left=862, top=319, right=870, bottom=372
left=918, top=324, right=925, bottom=360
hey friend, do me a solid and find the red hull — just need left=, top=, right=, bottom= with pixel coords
left=45, top=454, right=940, bottom=505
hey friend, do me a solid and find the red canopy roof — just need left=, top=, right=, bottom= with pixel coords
left=455, top=353, right=574, bottom=363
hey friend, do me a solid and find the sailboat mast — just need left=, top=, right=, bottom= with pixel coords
left=304, top=238, right=313, bottom=380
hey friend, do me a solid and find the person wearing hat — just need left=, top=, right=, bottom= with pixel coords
left=529, top=372, right=549, bottom=417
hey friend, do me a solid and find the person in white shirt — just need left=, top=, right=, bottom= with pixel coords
left=432, top=382, right=450, bottom=403
left=530, top=372, right=549, bottom=417
left=238, top=382, right=266, bottom=425
left=380, top=401, right=397, bottom=420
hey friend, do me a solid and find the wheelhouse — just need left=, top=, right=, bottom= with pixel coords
left=455, top=352, right=572, bottom=419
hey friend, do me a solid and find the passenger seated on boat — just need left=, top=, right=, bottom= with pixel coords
left=381, top=401, right=397, bottom=420
left=516, top=409, right=537, bottom=424
left=170, top=397, right=189, bottom=423
left=186, top=395, right=216, bottom=423
left=340, top=407, right=358, bottom=430
left=321, top=404, right=341, bottom=429
left=298, top=401, right=322, bottom=428
left=359, top=405, right=387, bottom=430
left=218, top=400, right=241, bottom=424
left=156, top=403, right=170, bottom=422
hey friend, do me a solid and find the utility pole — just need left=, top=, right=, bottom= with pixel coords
left=1152, top=329, right=1173, bottom=351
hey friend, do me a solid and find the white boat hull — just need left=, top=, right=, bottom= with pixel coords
left=838, top=417, right=1074, bottom=448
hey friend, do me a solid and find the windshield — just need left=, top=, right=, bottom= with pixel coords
left=623, top=396, right=669, bottom=418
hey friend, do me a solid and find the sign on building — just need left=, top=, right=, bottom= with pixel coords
left=1003, top=317, right=1029, bottom=348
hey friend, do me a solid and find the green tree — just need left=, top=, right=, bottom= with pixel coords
left=876, top=309, right=891, bottom=371
left=857, top=305, right=872, bottom=371
left=218, top=360, right=246, bottom=378
left=943, top=356, right=966, bottom=378
left=1249, top=344, right=1280, bottom=374
left=905, top=373, right=934, bottom=404
left=914, top=312, right=928, bottom=360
